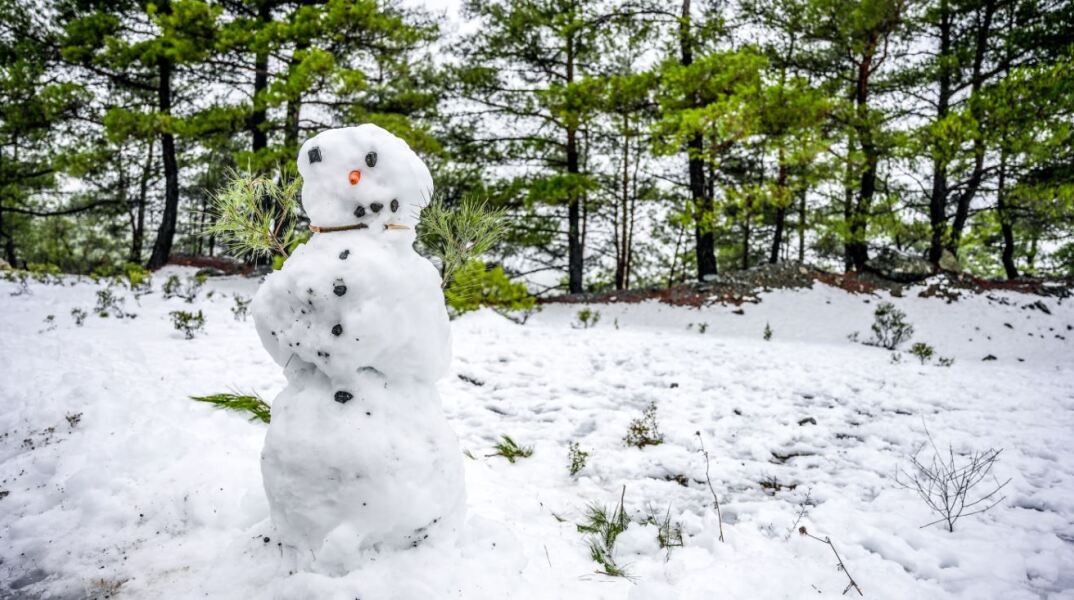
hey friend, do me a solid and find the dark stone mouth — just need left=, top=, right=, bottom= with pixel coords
left=370, top=202, right=383, bottom=213
left=353, top=204, right=366, bottom=218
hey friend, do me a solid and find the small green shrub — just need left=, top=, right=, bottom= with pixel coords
left=568, top=442, right=589, bottom=476
left=867, top=302, right=914, bottom=349
left=487, top=435, right=533, bottom=463
left=232, top=295, right=252, bottom=321
left=95, top=289, right=129, bottom=318
left=70, top=308, right=87, bottom=326
left=163, top=274, right=204, bottom=302
left=937, top=356, right=955, bottom=367
left=123, top=263, right=153, bottom=295
left=764, top=322, right=772, bottom=341
left=624, top=402, right=664, bottom=448
left=910, top=342, right=935, bottom=364
left=644, top=504, right=684, bottom=555
left=574, top=307, right=601, bottom=329
left=577, top=487, right=630, bottom=577
left=170, top=310, right=206, bottom=339
left=444, top=261, right=535, bottom=316
left=190, top=393, right=270, bottom=423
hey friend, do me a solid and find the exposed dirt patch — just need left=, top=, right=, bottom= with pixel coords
left=541, top=263, right=1072, bottom=308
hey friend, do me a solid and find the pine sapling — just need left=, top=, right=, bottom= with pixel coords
left=568, top=441, right=589, bottom=476
left=577, top=486, right=630, bottom=577
left=624, top=402, right=663, bottom=448
left=170, top=310, right=206, bottom=339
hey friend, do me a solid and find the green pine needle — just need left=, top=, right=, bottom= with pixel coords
left=418, top=194, right=507, bottom=289
left=207, top=169, right=302, bottom=260
left=190, top=393, right=271, bottom=424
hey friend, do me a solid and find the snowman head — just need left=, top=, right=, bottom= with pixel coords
left=297, top=125, right=434, bottom=234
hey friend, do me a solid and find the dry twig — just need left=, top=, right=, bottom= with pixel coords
left=799, top=526, right=863, bottom=596
left=695, top=431, right=725, bottom=543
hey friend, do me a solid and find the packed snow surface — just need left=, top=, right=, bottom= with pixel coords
left=2, top=269, right=1073, bottom=599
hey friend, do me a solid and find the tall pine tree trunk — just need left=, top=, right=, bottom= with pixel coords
left=947, top=0, right=996, bottom=257
left=769, top=150, right=788, bottom=263
left=680, top=0, right=717, bottom=280
left=147, top=44, right=179, bottom=270
left=928, top=0, right=952, bottom=265
left=847, top=47, right=877, bottom=271
left=251, top=2, right=271, bottom=159
left=565, top=38, right=583, bottom=294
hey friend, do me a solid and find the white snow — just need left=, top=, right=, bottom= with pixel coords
left=2, top=268, right=1073, bottom=599
left=256, top=125, right=464, bottom=569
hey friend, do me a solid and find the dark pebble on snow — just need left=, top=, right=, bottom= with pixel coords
left=365, top=151, right=378, bottom=167
left=354, top=205, right=366, bottom=218
left=370, top=202, right=383, bottom=213
left=339, top=249, right=350, bottom=260
left=334, top=284, right=347, bottom=297
left=334, top=391, right=353, bottom=404
left=390, top=199, right=399, bottom=212
left=332, top=324, right=343, bottom=336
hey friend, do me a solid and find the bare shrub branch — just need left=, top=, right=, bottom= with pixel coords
left=895, top=421, right=1010, bottom=532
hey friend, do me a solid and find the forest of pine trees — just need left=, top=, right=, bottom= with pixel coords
left=1, top=0, right=1071, bottom=291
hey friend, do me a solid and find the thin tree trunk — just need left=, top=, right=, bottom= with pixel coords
left=797, top=187, right=806, bottom=262
left=130, top=139, right=153, bottom=263
left=147, top=32, right=179, bottom=270
left=770, top=149, right=788, bottom=264
left=947, top=0, right=996, bottom=256
left=565, top=37, right=583, bottom=294
left=997, top=149, right=1018, bottom=279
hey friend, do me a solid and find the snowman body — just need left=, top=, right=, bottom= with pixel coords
left=252, top=125, right=464, bottom=565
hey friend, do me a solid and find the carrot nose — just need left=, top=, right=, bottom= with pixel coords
left=348, top=170, right=361, bottom=185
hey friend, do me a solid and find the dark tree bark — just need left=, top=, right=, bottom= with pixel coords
left=147, top=37, right=179, bottom=270
left=680, top=0, right=717, bottom=280
left=250, top=1, right=271, bottom=158
left=770, top=154, right=788, bottom=264
left=997, top=150, right=1018, bottom=279
left=847, top=46, right=877, bottom=271
left=928, top=0, right=953, bottom=265
left=565, top=36, right=584, bottom=294
left=130, top=139, right=154, bottom=263
left=947, top=0, right=996, bottom=256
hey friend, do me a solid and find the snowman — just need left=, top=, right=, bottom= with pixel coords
left=251, top=124, right=465, bottom=570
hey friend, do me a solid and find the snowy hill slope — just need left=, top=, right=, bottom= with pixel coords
left=1, top=268, right=1072, bottom=599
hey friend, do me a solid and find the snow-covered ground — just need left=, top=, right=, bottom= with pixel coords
left=2, top=267, right=1073, bottom=599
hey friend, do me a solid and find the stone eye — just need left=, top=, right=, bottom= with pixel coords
left=365, top=152, right=377, bottom=168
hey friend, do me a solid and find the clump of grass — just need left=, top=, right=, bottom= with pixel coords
left=937, top=356, right=955, bottom=367
left=764, top=322, right=773, bottom=341
left=190, top=392, right=271, bottom=423
left=910, top=342, right=935, bottom=364
left=487, top=435, right=533, bottom=463
left=170, top=310, right=206, bottom=339
left=573, top=307, right=601, bottom=329
left=624, top=402, right=663, bottom=448
left=70, top=307, right=87, bottom=326
left=577, top=486, right=630, bottom=577
left=568, top=441, right=589, bottom=476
